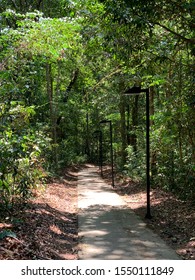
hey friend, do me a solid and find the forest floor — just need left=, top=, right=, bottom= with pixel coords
left=0, top=165, right=194, bottom=260
left=0, top=166, right=79, bottom=260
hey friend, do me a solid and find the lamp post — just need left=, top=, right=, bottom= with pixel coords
left=99, top=120, right=114, bottom=187
left=124, top=86, right=152, bottom=219
left=93, top=130, right=103, bottom=176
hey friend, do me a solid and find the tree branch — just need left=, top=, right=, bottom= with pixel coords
left=63, top=69, right=79, bottom=102
left=154, top=22, right=195, bottom=44
left=92, top=67, right=122, bottom=91
left=10, top=0, right=18, bottom=10
left=36, top=0, right=43, bottom=10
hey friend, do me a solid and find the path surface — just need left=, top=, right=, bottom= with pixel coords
left=78, top=166, right=180, bottom=260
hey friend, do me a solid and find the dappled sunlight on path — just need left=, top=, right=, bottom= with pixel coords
left=78, top=166, right=180, bottom=260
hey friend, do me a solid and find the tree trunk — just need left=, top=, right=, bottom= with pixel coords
left=126, top=104, right=131, bottom=145
left=46, top=63, right=58, bottom=166
left=131, top=95, right=139, bottom=153
left=119, top=80, right=127, bottom=167
left=150, top=86, right=157, bottom=177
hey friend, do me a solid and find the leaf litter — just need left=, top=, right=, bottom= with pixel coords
left=0, top=166, right=79, bottom=260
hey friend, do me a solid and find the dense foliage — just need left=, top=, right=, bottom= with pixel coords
left=0, top=0, right=194, bottom=210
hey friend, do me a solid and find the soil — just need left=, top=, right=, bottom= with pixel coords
left=0, top=165, right=194, bottom=260
left=0, top=166, right=79, bottom=260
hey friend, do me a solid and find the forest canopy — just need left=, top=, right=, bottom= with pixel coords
left=0, top=0, right=194, bottom=210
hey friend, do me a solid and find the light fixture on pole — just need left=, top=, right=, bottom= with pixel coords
left=124, top=86, right=152, bottom=219
left=99, top=119, right=114, bottom=187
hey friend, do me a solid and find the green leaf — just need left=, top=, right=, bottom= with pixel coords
left=0, top=230, right=17, bottom=240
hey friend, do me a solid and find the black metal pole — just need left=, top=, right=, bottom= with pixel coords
left=145, top=88, right=152, bottom=219
left=123, top=86, right=152, bottom=218
left=109, top=121, right=114, bottom=187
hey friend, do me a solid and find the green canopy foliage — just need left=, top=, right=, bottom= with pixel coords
left=0, top=0, right=194, bottom=211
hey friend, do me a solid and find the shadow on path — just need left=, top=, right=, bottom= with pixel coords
left=78, top=167, right=180, bottom=260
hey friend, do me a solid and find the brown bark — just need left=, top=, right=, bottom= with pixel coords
left=119, top=80, right=127, bottom=167
left=149, top=86, right=157, bottom=177
left=131, top=95, right=139, bottom=153
left=46, top=63, right=58, bottom=166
